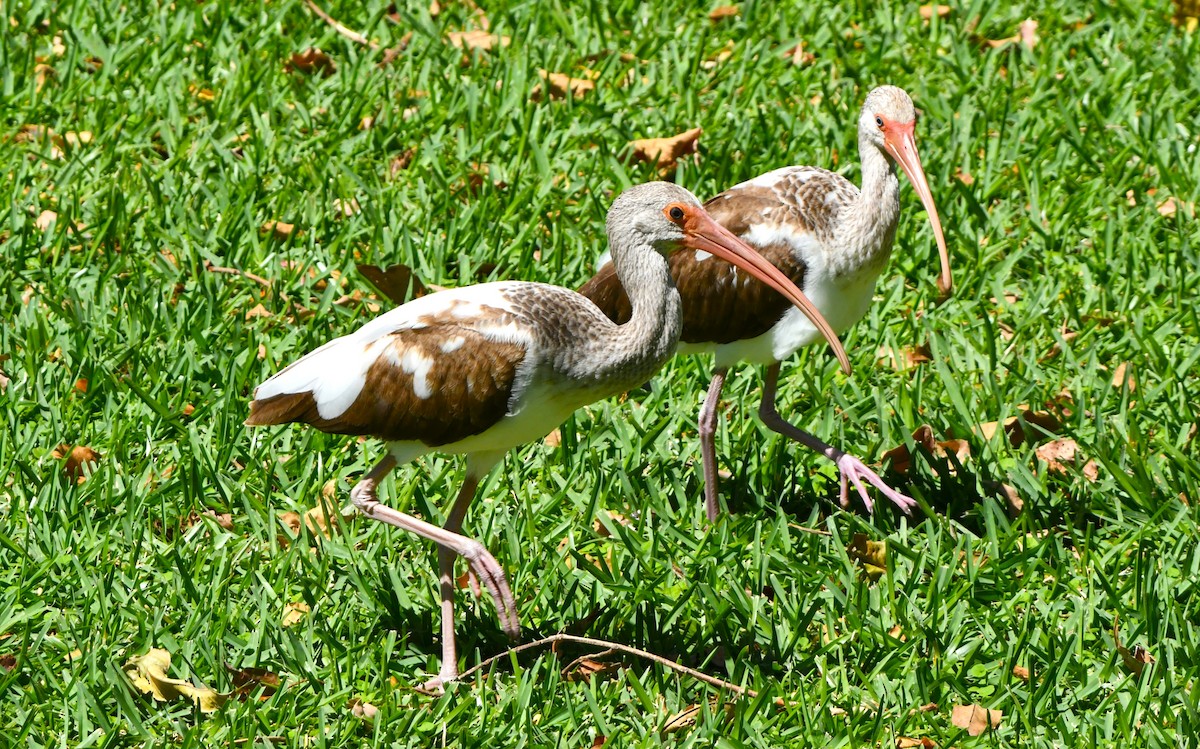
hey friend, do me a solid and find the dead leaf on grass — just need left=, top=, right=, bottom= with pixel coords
left=627, top=127, right=702, bottom=175
left=533, top=69, right=594, bottom=100
left=35, top=210, right=57, bottom=231
left=53, top=444, right=101, bottom=482
left=226, top=663, right=281, bottom=698
left=846, top=533, right=887, bottom=579
left=260, top=220, right=296, bottom=239
left=982, top=19, right=1039, bottom=49
left=563, top=656, right=621, bottom=682
left=662, top=700, right=734, bottom=735
left=202, top=510, right=234, bottom=531
left=783, top=41, right=815, bottom=66
left=1113, top=618, right=1155, bottom=676
left=281, top=602, right=310, bottom=628
left=544, top=428, right=562, bottom=447
left=708, top=5, right=739, bottom=22
left=877, top=343, right=931, bottom=371
left=701, top=40, right=735, bottom=69
left=978, top=409, right=1061, bottom=447
left=918, top=4, right=951, bottom=20
left=1157, top=196, right=1195, bottom=218
left=349, top=697, right=379, bottom=722
left=0, top=654, right=15, bottom=672
left=332, top=198, right=360, bottom=217
left=123, top=648, right=228, bottom=713
left=1012, top=664, right=1030, bottom=681
left=896, top=738, right=937, bottom=749
left=1036, top=438, right=1099, bottom=482
left=881, top=425, right=970, bottom=476
left=356, top=262, right=427, bottom=305
left=950, top=704, right=1002, bottom=736
left=1173, top=0, right=1200, bottom=31
left=446, top=30, right=510, bottom=51
left=592, top=511, right=631, bottom=538
left=1111, top=362, right=1136, bottom=392
left=244, top=303, right=271, bottom=321
left=287, top=48, right=335, bottom=76
left=389, top=148, right=416, bottom=177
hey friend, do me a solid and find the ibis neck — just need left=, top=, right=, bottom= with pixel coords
left=579, top=234, right=681, bottom=390
left=830, top=135, right=901, bottom=278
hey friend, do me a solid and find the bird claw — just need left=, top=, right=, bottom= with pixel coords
left=835, top=453, right=917, bottom=515
left=465, top=550, right=520, bottom=639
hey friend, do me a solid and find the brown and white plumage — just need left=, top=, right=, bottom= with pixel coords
left=246, top=181, right=850, bottom=689
left=580, top=86, right=951, bottom=520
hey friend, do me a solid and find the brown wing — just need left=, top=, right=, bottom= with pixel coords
left=246, top=325, right=526, bottom=446
left=579, top=167, right=853, bottom=344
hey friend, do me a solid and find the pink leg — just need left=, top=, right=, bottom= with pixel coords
left=698, top=367, right=729, bottom=523
left=348, top=456, right=520, bottom=689
left=758, top=364, right=917, bottom=515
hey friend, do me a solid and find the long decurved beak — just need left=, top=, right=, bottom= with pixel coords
left=884, top=122, right=952, bottom=297
left=682, top=209, right=852, bottom=375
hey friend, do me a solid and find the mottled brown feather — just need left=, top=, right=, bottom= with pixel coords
left=246, top=326, right=526, bottom=446
left=579, top=174, right=843, bottom=344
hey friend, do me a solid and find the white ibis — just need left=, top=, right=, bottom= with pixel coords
left=245, top=181, right=850, bottom=689
left=579, top=86, right=950, bottom=520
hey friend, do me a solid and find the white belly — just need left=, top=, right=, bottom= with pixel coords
left=685, top=268, right=880, bottom=369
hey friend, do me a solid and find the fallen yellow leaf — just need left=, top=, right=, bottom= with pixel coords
left=123, top=648, right=228, bottom=713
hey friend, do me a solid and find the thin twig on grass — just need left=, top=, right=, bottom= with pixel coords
left=454, top=633, right=767, bottom=700
left=788, top=522, right=832, bottom=537
left=304, top=0, right=379, bottom=49
left=204, top=262, right=271, bottom=288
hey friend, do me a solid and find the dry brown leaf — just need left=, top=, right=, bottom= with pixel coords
left=123, top=648, right=228, bottom=713
left=73, top=378, right=88, bottom=394
left=534, top=69, right=594, bottom=100
left=202, top=510, right=234, bottom=531
left=390, top=148, right=416, bottom=177
left=1174, top=0, right=1200, bottom=31
left=446, top=30, right=510, bottom=51
left=53, top=444, right=101, bottom=482
left=544, top=428, right=562, bottom=447
left=1111, top=362, right=1136, bottom=392
left=287, top=48, right=335, bottom=76
left=1157, top=196, right=1195, bottom=218
left=896, top=738, right=936, bottom=749
left=35, top=210, right=57, bottom=231
left=783, top=41, right=815, bottom=66
left=1113, top=619, right=1155, bottom=676
left=592, top=511, right=631, bottom=538
left=1036, top=438, right=1099, bottom=482
left=978, top=409, right=1061, bottom=447
left=304, top=503, right=340, bottom=537
left=226, top=663, right=281, bottom=698
left=0, top=654, right=15, bottom=672
left=950, top=704, right=1002, bottom=736
left=244, top=303, right=271, bottom=321
left=877, top=343, right=931, bottom=371
left=563, top=656, right=620, bottom=682
left=708, top=5, right=739, bottom=22
left=0, top=368, right=9, bottom=393
left=1019, top=19, right=1039, bottom=48
left=281, top=602, right=310, bottom=628
left=846, top=533, right=887, bottom=579
left=662, top=700, right=734, bottom=735
left=919, top=4, right=951, bottom=20
left=349, top=698, right=379, bottom=722
left=627, top=127, right=702, bottom=173
left=332, top=198, right=361, bottom=217
left=261, top=220, right=296, bottom=239
left=356, top=263, right=427, bottom=305
left=954, top=167, right=975, bottom=185
left=1012, top=664, right=1030, bottom=681
left=882, top=425, right=970, bottom=475
left=991, top=481, right=1024, bottom=517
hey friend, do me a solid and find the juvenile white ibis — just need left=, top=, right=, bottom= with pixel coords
left=579, top=86, right=950, bottom=520
left=245, top=181, right=850, bottom=689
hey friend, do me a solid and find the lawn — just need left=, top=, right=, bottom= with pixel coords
left=2, top=0, right=1199, bottom=746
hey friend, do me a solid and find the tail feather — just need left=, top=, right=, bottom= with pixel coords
left=245, top=391, right=321, bottom=427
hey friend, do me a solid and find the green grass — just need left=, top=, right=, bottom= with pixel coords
left=2, top=0, right=1199, bottom=745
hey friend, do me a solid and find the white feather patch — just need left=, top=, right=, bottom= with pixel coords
left=694, top=250, right=712, bottom=262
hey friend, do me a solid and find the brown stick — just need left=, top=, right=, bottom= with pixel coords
left=304, top=0, right=380, bottom=49
left=204, top=263, right=271, bottom=288
left=456, top=633, right=761, bottom=699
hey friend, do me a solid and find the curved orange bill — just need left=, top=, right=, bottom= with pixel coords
left=681, top=208, right=852, bottom=376
left=884, top=121, right=952, bottom=297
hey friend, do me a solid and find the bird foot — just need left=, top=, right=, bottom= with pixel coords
left=415, top=674, right=454, bottom=695
left=462, top=547, right=521, bottom=639
left=835, top=453, right=917, bottom=516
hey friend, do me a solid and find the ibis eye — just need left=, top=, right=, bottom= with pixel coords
left=668, top=205, right=685, bottom=221
left=875, top=116, right=884, bottom=129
